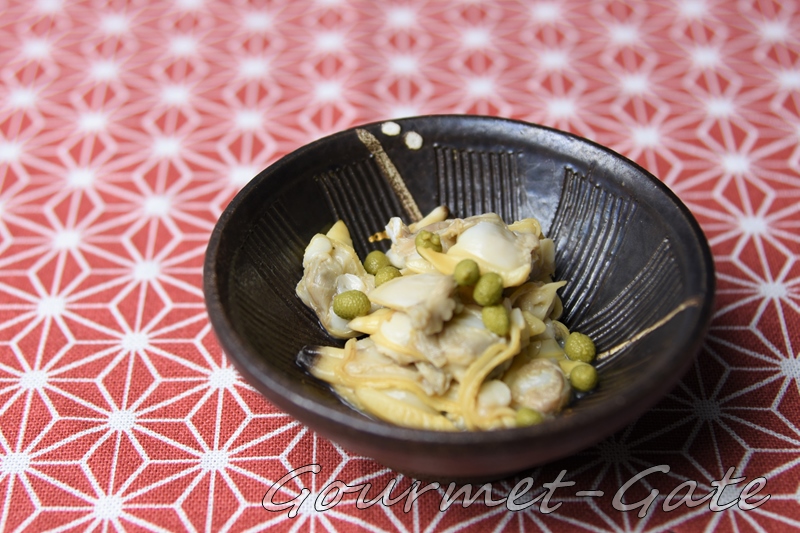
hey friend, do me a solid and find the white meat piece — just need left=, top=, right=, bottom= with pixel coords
left=368, top=272, right=457, bottom=335
left=342, top=338, right=419, bottom=380
left=445, top=217, right=539, bottom=287
left=384, top=217, right=414, bottom=269
left=477, top=379, right=512, bottom=409
left=428, top=306, right=499, bottom=368
left=384, top=217, right=458, bottom=272
left=368, top=306, right=501, bottom=374
left=503, top=358, right=571, bottom=415
left=514, top=281, right=567, bottom=321
left=385, top=213, right=541, bottom=286
left=415, top=361, right=451, bottom=396
left=295, top=232, right=375, bottom=338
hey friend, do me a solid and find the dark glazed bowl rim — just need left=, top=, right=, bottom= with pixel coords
left=204, top=115, right=715, bottom=464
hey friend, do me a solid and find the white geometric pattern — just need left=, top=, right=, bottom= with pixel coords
left=1, top=0, right=799, bottom=531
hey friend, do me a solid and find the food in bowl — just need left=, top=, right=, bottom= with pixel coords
left=205, top=115, right=715, bottom=478
left=295, top=206, right=598, bottom=431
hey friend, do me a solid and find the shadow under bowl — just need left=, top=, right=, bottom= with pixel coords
left=204, top=115, right=715, bottom=481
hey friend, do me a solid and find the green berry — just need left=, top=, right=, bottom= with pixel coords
left=332, top=290, right=371, bottom=320
left=415, top=230, right=442, bottom=253
left=453, top=259, right=480, bottom=286
left=374, top=265, right=401, bottom=286
left=473, top=272, right=504, bottom=306
left=515, top=407, right=544, bottom=427
left=482, top=304, right=510, bottom=336
left=568, top=363, right=598, bottom=392
left=564, top=332, right=596, bottom=363
left=363, top=250, right=391, bottom=275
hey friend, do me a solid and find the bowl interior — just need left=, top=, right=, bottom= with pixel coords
left=205, top=115, right=714, bottom=478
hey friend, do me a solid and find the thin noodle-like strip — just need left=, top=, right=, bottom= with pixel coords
left=353, top=387, right=457, bottom=431
left=323, top=340, right=458, bottom=413
left=334, top=372, right=458, bottom=413
left=457, top=323, right=522, bottom=430
left=475, top=406, right=517, bottom=430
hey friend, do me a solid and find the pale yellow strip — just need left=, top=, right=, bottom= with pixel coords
left=312, top=340, right=458, bottom=414
left=457, top=324, right=522, bottom=430
left=353, top=387, right=457, bottom=431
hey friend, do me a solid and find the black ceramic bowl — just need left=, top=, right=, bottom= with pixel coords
left=204, top=115, right=714, bottom=480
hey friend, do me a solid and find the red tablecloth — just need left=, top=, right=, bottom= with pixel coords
left=1, top=1, right=799, bottom=531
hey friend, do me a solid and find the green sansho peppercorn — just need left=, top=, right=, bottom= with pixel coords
left=564, top=332, right=596, bottom=363
left=515, top=407, right=544, bottom=427
left=482, top=304, right=510, bottom=336
left=473, top=272, right=503, bottom=306
left=453, top=259, right=481, bottom=286
left=332, top=290, right=371, bottom=320
left=569, top=363, right=597, bottom=392
left=374, top=265, right=402, bottom=286
left=415, top=230, right=442, bottom=253
left=363, top=250, right=391, bottom=275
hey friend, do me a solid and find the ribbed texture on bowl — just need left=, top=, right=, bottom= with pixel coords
left=547, top=168, right=684, bottom=356
left=315, top=158, right=404, bottom=256
left=434, top=146, right=522, bottom=221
